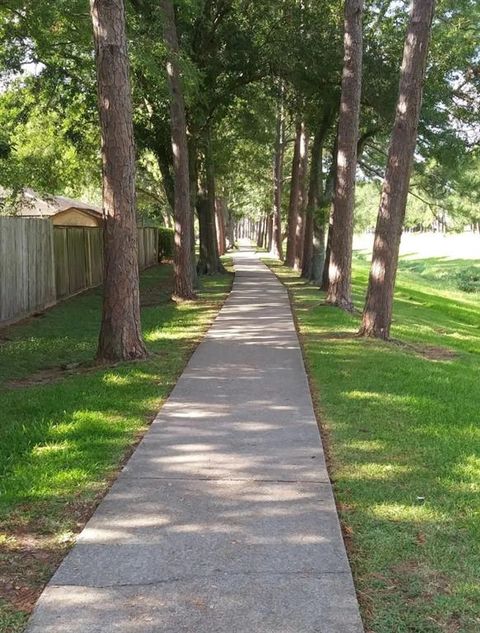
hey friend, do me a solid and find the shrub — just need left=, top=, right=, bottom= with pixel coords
left=455, top=266, right=480, bottom=293
left=158, top=227, right=175, bottom=261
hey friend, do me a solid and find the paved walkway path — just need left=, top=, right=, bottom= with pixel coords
left=26, top=248, right=363, bottom=633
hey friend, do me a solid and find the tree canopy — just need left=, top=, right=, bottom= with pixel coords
left=0, top=1, right=477, bottom=228
left=0, top=0, right=479, bottom=333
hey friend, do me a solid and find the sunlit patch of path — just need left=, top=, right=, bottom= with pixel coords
left=25, top=246, right=363, bottom=633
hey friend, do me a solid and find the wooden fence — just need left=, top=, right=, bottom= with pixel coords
left=54, top=227, right=104, bottom=299
left=0, top=217, right=160, bottom=325
left=0, top=217, right=56, bottom=323
left=137, top=227, right=159, bottom=272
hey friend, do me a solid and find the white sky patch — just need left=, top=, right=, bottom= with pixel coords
left=0, top=61, right=45, bottom=92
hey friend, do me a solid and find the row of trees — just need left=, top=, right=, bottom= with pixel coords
left=307, top=0, right=436, bottom=339
left=360, top=0, right=436, bottom=337
left=250, top=0, right=477, bottom=339
left=1, top=0, right=479, bottom=357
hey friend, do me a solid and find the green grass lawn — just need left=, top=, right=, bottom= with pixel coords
left=0, top=262, right=233, bottom=633
left=267, top=251, right=480, bottom=633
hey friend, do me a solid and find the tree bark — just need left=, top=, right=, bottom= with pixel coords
left=161, top=0, right=195, bottom=300
left=90, top=0, right=147, bottom=363
left=302, top=114, right=332, bottom=281
left=152, top=129, right=175, bottom=212
left=271, top=89, right=284, bottom=259
left=188, top=136, right=199, bottom=288
left=205, top=133, right=226, bottom=272
left=215, top=198, right=227, bottom=256
left=259, top=216, right=265, bottom=249
left=225, top=207, right=235, bottom=249
left=197, top=193, right=216, bottom=274
left=321, top=216, right=333, bottom=290
left=294, top=133, right=309, bottom=271
left=323, top=128, right=369, bottom=291
left=266, top=213, right=273, bottom=252
left=311, top=220, right=326, bottom=285
left=197, top=130, right=226, bottom=274
left=286, top=119, right=307, bottom=267
left=359, top=0, right=436, bottom=339
left=301, top=211, right=313, bottom=279
left=326, top=0, right=364, bottom=310
left=306, top=129, right=324, bottom=284
left=256, top=216, right=264, bottom=248
left=319, top=148, right=337, bottom=289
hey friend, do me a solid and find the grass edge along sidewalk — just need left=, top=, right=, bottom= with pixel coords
left=0, top=261, right=234, bottom=633
left=265, top=254, right=480, bottom=633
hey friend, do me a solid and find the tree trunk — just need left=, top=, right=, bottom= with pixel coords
left=161, top=209, right=173, bottom=228
left=225, top=207, right=235, bottom=249
left=311, top=221, right=326, bottom=285
left=306, top=128, right=324, bottom=284
left=205, top=134, right=226, bottom=272
left=197, top=193, right=216, bottom=274
left=161, top=0, right=195, bottom=300
left=153, top=128, right=175, bottom=213
left=266, top=213, right=273, bottom=252
left=286, top=120, right=306, bottom=267
left=302, top=114, right=332, bottom=280
left=257, top=216, right=264, bottom=248
left=294, top=133, right=309, bottom=271
left=326, top=0, right=363, bottom=310
left=90, top=0, right=147, bottom=363
left=197, top=130, right=226, bottom=274
left=321, top=128, right=374, bottom=289
left=188, top=136, right=199, bottom=288
left=318, top=147, right=337, bottom=289
left=215, top=198, right=227, bottom=256
left=301, top=211, right=313, bottom=279
left=359, top=0, right=436, bottom=339
left=321, top=217, right=333, bottom=290
left=294, top=211, right=305, bottom=271
left=271, top=90, right=284, bottom=259
left=261, top=216, right=267, bottom=249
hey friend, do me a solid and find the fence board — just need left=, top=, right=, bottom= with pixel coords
left=89, top=229, right=104, bottom=286
left=66, top=227, right=87, bottom=295
left=54, top=228, right=69, bottom=298
left=0, top=217, right=56, bottom=323
left=137, top=228, right=146, bottom=271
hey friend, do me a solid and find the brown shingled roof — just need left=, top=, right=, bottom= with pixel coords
left=13, top=189, right=103, bottom=218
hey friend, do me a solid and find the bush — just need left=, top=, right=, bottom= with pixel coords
left=158, top=227, right=175, bottom=261
left=455, top=266, right=480, bottom=293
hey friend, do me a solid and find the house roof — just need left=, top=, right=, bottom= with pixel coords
left=10, top=189, right=103, bottom=219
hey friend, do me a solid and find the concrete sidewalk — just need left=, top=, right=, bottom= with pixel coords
left=26, top=248, right=364, bottom=633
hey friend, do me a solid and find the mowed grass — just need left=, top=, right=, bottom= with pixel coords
left=0, top=262, right=233, bottom=633
left=267, top=245, right=480, bottom=633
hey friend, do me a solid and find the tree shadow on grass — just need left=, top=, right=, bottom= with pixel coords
left=273, top=258, right=480, bottom=631
left=304, top=319, right=479, bottom=631
left=0, top=265, right=233, bottom=622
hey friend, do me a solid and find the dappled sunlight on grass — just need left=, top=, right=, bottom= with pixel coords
left=344, top=439, right=387, bottom=452
left=452, top=455, right=480, bottom=491
left=345, top=462, right=412, bottom=482
left=368, top=503, right=446, bottom=523
left=31, top=443, right=69, bottom=456
left=266, top=252, right=480, bottom=632
left=343, top=389, right=423, bottom=406
left=0, top=262, right=233, bottom=628
left=102, top=373, right=131, bottom=386
left=145, top=320, right=206, bottom=343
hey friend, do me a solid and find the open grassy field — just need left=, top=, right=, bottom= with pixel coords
left=267, top=234, right=480, bottom=633
left=0, top=262, right=233, bottom=633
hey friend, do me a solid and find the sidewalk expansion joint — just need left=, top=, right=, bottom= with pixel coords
left=120, top=474, right=332, bottom=484
left=50, top=569, right=353, bottom=590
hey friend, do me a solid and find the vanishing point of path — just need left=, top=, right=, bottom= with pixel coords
left=26, top=247, right=364, bottom=633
